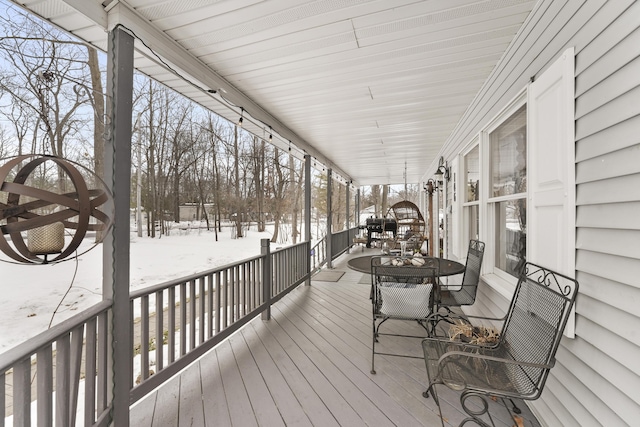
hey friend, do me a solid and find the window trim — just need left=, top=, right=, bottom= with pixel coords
left=460, top=140, right=480, bottom=262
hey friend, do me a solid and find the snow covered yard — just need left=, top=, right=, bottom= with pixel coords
left=1, top=223, right=280, bottom=355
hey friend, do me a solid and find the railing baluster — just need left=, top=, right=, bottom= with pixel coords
left=180, top=282, right=187, bottom=356
left=223, top=269, right=229, bottom=329
left=69, top=325, right=84, bottom=426
left=241, top=263, right=247, bottom=316
left=248, top=260, right=253, bottom=309
left=36, top=345, right=53, bottom=427
left=97, top=310, right=109, bottom=413
left=215, top=271, right=222, bottom=334
left=84, top=318, right=97, bottom=426
left=199, top=277, right=206, bottom=345
left=189, top=279, right=196, bottom=350
left=56, top=334, right=71, bottom=427
left=207, top=274, right=214, bottom=338
left=130, top=298, right=135, bottom=390
left=13, top=357, right=30, bottom=426
left=1, top=370, right=5, bottom=426
left=0, top=372, right=4, bottom=426
left=237, top=264, right=242, bottom=317
left=156, top=290, right=164, bottom=372
left=168, top=286, right=176, bottom=363
left=231, top=266, right=237, bottom=322
left=141, top=295, right=150, bottom=382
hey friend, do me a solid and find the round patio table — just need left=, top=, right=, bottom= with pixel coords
left=347, top=255, right=465, bottom=277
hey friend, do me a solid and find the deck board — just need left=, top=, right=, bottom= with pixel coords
left=240, top=325, right=314, bottom=427
left=215, top=340, right=259, bottom=427
left=275, top=290, right=434, bottom=426
left=270, top=304, right=397, bottom=427
left=228, top=332, right=285, bottom=427
left=151, top=372, right=180, bottom=426
left=130, top=249, right=542, bottom=427
left=177, top=361, right=205, bottom=426
left=248, top=320, right=339, bottom=427
left=261, top=308, right=367, bottom=427
left=199, top=346, right=232, bottom=427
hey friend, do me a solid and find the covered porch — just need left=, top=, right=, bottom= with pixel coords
left=130, top=248, right=540, bottom=427
left=2, top=1, right=639, bottom=426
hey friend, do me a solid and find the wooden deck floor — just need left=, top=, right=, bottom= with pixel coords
left=130, top=249, right=541, bottom=427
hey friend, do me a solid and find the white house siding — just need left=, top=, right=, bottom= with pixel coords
left=439, top=1, right=640, bottom=426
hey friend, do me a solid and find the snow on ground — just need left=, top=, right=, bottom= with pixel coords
left=0, top=222, right=283, bottom=355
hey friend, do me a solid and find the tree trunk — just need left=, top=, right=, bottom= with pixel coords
left=382, top=185, right=389, bottom=217
left=372, top=185, right=380, bottom=217
left=148, top=80, right=156, bottom=238
left=87, top=45, right=106, bottom=241
left=256, top=137, right=265, bottom=232
left=289, top=153, right=299, bottom=244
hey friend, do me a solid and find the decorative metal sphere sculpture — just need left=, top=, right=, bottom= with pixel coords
left=0, top=154, right=113, bottom=264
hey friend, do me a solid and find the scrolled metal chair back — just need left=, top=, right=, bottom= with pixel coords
left=500, top=262, right=579, bottom=395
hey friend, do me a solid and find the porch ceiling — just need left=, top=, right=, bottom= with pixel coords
left=15, top=0, right=537, bottom=185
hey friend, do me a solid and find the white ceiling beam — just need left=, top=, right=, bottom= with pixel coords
left=61, top=0, right=108, bottom=28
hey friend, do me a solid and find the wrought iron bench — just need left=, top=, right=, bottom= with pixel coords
left=421, top=262, right=579, bottom=426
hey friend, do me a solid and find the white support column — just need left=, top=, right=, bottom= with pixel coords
left=326, top=168, right=333, bottom=268
left=304, top=155, right=311, bottom=285
left=346, top=183, right=350, bottom=253
left=356, top=187, right=361, bottom=226
left=103, top=26, right=134, bottom=427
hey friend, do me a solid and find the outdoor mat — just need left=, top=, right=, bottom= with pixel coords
left=313, top=270, right=345, bottom=282
left=359, top=274, right=372, bottom=284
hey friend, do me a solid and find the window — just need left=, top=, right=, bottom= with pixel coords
left=463, top=144, right=480, bottom=243
left=488, top=104, right=527, bottom=279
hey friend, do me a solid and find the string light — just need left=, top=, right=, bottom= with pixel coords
left=111, top=25, right=352, bottom=185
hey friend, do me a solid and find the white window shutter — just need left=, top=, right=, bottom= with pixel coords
left=528, top=47, right=576, bottom=337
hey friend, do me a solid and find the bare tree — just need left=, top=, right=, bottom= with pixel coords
left=251, top=135, right=266, bottom=232
left=166, top=102, right=197, bottom=222
left=87, top=46, right=104, bottom=179
left=381, top=185, right=389, bottom=217
left=332, top=180, right=345, bottom=232
left=268, top=147, right=288, bottom=243
left=232, top=125, right=243, bottom=237
left=289, top=153, right=304, bottom=244
left=0, top=8, right=94, bottom=181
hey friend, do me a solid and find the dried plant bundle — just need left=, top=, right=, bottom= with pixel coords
left=448, top=319, right=500, bottom=345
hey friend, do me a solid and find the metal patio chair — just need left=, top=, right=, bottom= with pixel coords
left=370, top=255, right=438, bottom=374
left=421, top=262, right=579, bottom=427
left=429, top=240, right=485, bottom=334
